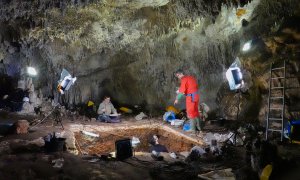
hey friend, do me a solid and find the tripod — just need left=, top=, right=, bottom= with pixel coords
left=52, top=106, right=64, bottom=129
left=30, top=104, right=64, bottom=130
left=225, top=89, right=244, bottom=146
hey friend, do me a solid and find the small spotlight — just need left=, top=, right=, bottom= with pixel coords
left=27, top=67, right=37, bottom=76
left=242, top=41, right=252, bottom=51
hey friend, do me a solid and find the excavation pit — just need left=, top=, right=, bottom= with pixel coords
left=73, top=124, right=203, bottom=155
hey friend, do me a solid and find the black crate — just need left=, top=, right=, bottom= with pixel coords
left=115, top=139, right=132, bottom=160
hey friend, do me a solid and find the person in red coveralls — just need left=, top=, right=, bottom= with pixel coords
left=174, top=69, right=204, bottom=135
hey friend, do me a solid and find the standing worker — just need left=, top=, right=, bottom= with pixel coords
left=174, top=69, right=204, bottom=135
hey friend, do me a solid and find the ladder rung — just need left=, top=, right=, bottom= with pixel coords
left=286, top=76, right=299, bottom=79
left=286, top=87, right=300, bottom=89
left=272, top=67, right=285, bottom=71
left=267, top=129, right=282, bottom=132
left=271, top=87, right=284, bottom=90
left=269, top=108, right=283, bottom=110
left=271, top=77, right=284, bottom=80
left=270, top=97, right=284, bottom=99
left=268, top=118, right=283, bottom=120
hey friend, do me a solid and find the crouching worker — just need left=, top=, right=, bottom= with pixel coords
left=97, top=96, right=121, bottom=123
left=198, top=103, right=209, bottom=130
left=149, top=135, right=168, bottom=161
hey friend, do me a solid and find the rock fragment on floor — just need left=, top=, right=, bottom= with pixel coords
left=13, top=120, right=29, bottom=134
left=61, top=130, right=78, bottom=155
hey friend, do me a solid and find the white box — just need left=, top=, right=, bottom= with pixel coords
left=171, top=119, right=184, bottom=126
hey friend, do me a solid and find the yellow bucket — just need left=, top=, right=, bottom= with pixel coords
left=260, top=164, right=272, bottom=180
left=119, top=107, right=133, bottom=113
left=87, top=101, right=94, bottom=107
left=166, top=106, right=180, bottom=114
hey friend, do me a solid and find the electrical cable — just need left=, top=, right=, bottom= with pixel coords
left=30, top=104, right=60, bottom=128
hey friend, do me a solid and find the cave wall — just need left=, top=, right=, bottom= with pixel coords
left=0, top=0, right=299, bottom=121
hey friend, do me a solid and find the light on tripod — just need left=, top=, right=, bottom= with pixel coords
left=226, top=66, right=244, bottom=91
left=224, top=58, right=245, bottom=146
left=57, top=68, right=77, bottom=94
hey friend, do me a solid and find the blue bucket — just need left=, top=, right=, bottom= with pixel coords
left=183, top=123, right=190, bottom=131
left=163, top=112, right=176, bottom=122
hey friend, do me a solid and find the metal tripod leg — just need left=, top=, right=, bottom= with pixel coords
left=54, top=116, right=64, bottom=130
left=226, top=131, right=244, bottom=146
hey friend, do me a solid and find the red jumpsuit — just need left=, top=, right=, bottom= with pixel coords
left=179, top=75, right=200, bottom=119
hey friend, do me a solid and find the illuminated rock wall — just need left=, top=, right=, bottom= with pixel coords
left=0, top=0, right=299, bottom=120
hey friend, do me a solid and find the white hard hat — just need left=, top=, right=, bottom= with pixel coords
left=23, top=97, right=30, bottom=102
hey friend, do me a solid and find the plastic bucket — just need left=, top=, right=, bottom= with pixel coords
left=183, top=123, right=190, bottom=131
left=45, top=138, right=66, bottom=152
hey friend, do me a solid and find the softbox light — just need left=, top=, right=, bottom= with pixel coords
left=57, top=69, right=77, bottom=94
left=226, top=58, right=244, bottom=91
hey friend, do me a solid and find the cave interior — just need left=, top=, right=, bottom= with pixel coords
left=0, top=0, right=300, bottom=179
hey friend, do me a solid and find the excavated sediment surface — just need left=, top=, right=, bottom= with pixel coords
left=75, top=127, right=196, bottom=154
left=69, top=122, right=204, bottom=155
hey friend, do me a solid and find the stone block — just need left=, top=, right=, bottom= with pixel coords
left=60, top=130, right=78, bottom=154
left=13, top=120, right=29, bottom=134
